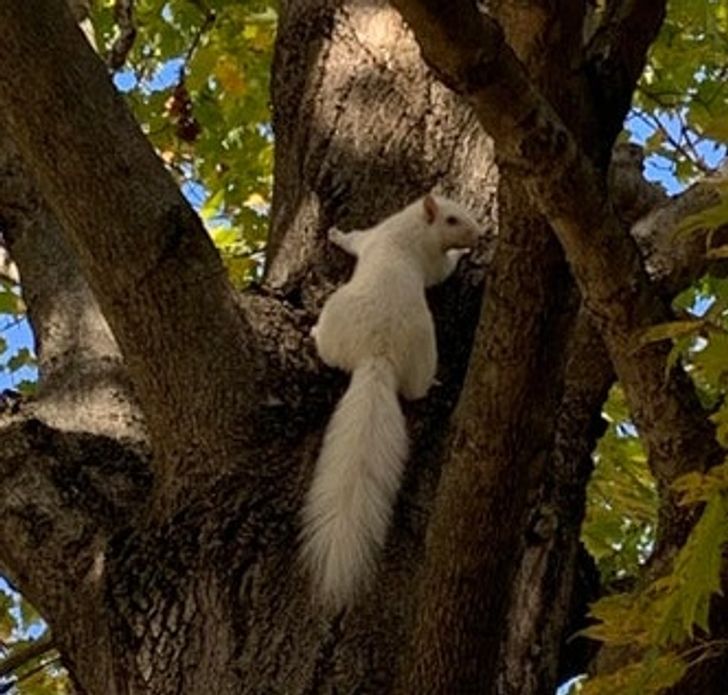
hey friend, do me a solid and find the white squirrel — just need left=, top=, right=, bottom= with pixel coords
left=300, top=193, right=482, bottom=610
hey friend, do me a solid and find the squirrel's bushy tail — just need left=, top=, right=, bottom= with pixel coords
left=300, top=357, right=408, bottom=610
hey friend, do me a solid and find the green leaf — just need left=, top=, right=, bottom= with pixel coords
left=583, top=388, right=658, bottom=583
left=19, top=596, right=43, bottom=634
left=673, top=461, right=728, bottom=504
left=90, top=0, right=276, bottom=284
left=0, top=590, right=17, bottom=640
left=15, top=379, right=37, bottom=397
left=7, top=348, right=36, bottom=373
left=0, top=288, right=25, bottom=315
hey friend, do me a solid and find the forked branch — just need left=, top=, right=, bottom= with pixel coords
left=391, top=0, right=721, bottom=484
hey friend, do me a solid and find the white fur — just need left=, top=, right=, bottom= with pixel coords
left=301, top=194, right=482, bottom=610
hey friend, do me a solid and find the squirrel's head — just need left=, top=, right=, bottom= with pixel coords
left=422, top=193, right=482, bottom=251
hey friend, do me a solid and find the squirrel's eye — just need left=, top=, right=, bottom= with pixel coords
left=445, top=215, right=459, bottom=225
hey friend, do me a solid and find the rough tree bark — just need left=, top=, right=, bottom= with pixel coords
left=0, top=1, right=724, bottom=694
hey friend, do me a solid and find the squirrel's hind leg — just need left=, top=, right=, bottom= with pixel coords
left=399, top=329, right=437, bottom=401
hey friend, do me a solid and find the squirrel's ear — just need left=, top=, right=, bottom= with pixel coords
left=423, top=193, right=439, bottom=224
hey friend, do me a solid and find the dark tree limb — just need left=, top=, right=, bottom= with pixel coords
left=498, top=312, right=611, bottom=693
left=396, top=172, right=578, bottom=693
left=0, top=0, right=267, bottom=508
left=584, top=0, right=668, bottom=147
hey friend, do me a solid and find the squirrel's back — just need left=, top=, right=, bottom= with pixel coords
left=301, top=193, right=482, bottom=609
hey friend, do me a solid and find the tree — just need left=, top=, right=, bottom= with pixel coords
left=0, top=0, right=726, bottom=693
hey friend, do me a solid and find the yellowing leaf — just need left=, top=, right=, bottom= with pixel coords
left=187, top=44, right=217, bottom=92
left=652, top=491, right=728, bottom=643
left=214, top=55, right=247, bottom=97
left=0, top=592, right=16, bottom=640
left=580, top=652, right=687, bottom=695
left=209, top=226, right=239, bottom=248
left=202, top=188, right=225, bottom=221
left=673, top=462, right=728, bottom=505
left=223, top=255, right=256, bottom=288
left=244, top=192, right=267, bottom=207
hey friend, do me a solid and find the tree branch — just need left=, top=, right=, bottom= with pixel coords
left=0, top=125, right=143, bottom=440
left=633, top=173, right=728, bottom=295
left=0, top=0, right=267, bottom=504
left=608, top=143, right=727, bottom=295
left=0, top=633, right=55, bottom=681
left=390, top=0, right=721, bottom=486
left=498, top=310, right=610, bottom=693
left=585, top=0, right=668, bottom=146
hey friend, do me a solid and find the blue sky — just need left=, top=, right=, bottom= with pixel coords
left=0, top=318, right=36, bottom=390
left=628, top=112, right=727, bottom=194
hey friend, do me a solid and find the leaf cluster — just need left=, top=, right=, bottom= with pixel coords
left=578, top=462, right=728, bottom=693
left=0, top=582, right=68, bottom=695
left=582, top=386, right=658, bottom=584
left=629, top=0, right=727, bottom=182
left=90, top=0, right=277, bottom=285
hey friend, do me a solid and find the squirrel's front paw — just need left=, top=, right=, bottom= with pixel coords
left=447, top=248, right=471, bottom=262
left=327, top=227, right=346, bottom=245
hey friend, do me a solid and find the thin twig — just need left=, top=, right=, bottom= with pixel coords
left=0, top=316, right=26, bottom=332
left=633, top=109, right=712, bottom=175
left=108, top=0, right=137, bottom=71
left=0, top=633, right=55, bottom=680
left=0, top=656, right=62, bottom=693
left=179, top=4, right=217, bottom=81
left=678, top=112, right=711, bottom=172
